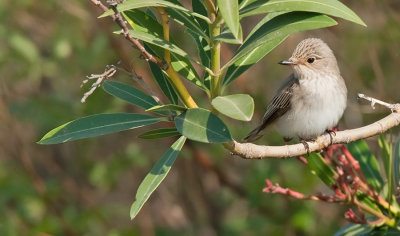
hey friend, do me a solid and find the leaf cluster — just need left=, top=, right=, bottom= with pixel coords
left=39, top=0, right=366, bottom=222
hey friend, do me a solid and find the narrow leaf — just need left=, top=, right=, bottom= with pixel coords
left=130, top=136, right=186, bottom=219
left=223, top=35, right=287, bottom=85
left=240, top=0, right=366, bottom=26
left=214, top=25, right=243, bottom=44
left=211, top=94, right=254, bottom=121
left=175, top=108, right=232, bottom=143
left=355, top=190, right=381, bottom=212
left=124, top=9, right=162, bottom=37
left=146, top=104, right=187, bottom=112
left=100, top=0, right=189, bottom=18
left=38, top=113, right=165, bottom=144
left=138, top=128, right=180, bottom=139
left=394, top=135, right=400, bottom=189
left=125, top=30, right=187, bottom=59
left=217, top=0, right=240, bottom=38
left=334, top=223, right=374, bottom=236
left=239, top=0, right=259, bottom=10
left=148, top=62, right=178, bottom=105
left=223, top=12, right=337, bottom=71
left=102, top=81, right=160, bottom=110
left=347, top=140, right=384, bottom=191
left=379, top=134, right=393, bottom=201
left=223, top=12, right=287, bottom=85
left=192, top=0, right=210, bottom=35
left=166, top=8, right=209, bottom=40
left=306, top=153, right=337, bottom=186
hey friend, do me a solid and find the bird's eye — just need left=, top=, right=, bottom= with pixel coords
left=307, top=57, right=315, bottom=64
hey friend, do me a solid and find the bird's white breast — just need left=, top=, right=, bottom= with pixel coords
left=275, top=74, right=347, bottom=139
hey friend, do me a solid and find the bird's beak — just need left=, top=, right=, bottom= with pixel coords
left=278, top=58, right=297, bottom=65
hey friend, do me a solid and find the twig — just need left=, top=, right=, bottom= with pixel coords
left=89, top=0, right=167, bottom=69
left=224, top=95, right=400, bottom=159
left=81, top=65, right=116, bottom=103
left=357, top=93, right=398, bottom=111
left=263, top=179, right=344, bottom=203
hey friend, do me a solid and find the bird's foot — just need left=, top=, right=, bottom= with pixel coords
left=300, top=139, right=312, bottom=155
left=325, top=128, right=337, bottom=145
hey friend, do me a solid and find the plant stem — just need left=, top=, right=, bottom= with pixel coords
left=210, top=15, right=222, bottom=99
left=354, top=199, right=396, bottom=227
left=158, top=7, right=198, bottom=108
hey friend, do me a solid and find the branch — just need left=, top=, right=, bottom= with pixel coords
left=81, top=65, right=116, bottom=103
left=225, top=95, right=400, bottom=159
left=89, top=0, right=167, bottom=69
left=157, top=7, right=198, bottom=109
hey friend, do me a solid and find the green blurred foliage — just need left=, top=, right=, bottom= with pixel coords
left=0, top=0, right=399, bottom=235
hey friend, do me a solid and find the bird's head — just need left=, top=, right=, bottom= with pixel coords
left=279, top=38, right=339, bottom=78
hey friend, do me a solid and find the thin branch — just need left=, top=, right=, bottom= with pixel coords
left=225, top=95, right=400, bottom=159
left=81, top=65, right=116, bottom=103
left=157, top=7, right=198, bottom=108
left=89, top=0, right=167, bottom=69
left=357, top=93, right=397, bottom=111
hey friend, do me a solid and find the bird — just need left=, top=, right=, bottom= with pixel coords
left=244, top=38, right=347, bottom=148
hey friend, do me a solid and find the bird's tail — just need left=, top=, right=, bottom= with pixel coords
left=243, top=125, right=264, bottom=142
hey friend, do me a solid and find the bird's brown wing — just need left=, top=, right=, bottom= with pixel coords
left=244, top=74, right=299, bottom=142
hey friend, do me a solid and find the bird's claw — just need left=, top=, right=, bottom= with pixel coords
left=325, top=129, right=336, bottom=145
left=301, top=140, right=311, bottom=155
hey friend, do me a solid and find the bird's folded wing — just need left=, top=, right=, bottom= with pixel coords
left=244, top=74, right=298, bottom=142
left=262, top=74, right=298, bottom=126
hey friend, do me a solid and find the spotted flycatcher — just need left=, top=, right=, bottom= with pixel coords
left=244, top=38, right=347, bottom=142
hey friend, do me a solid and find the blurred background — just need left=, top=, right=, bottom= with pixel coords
left=0, top=0, right=399, bottom=235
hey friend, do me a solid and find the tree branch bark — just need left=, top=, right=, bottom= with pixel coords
left=224, top=96, right=400, bottom=159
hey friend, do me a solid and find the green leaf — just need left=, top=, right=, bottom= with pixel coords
left=138, top=128, right=180, bottom=139
left=394, top=135, right=400, bottom=189
left=224, top=35, right=287, bottom=85
left=146, top=104, right=187, bottom=112
left=217, top=0, right=240, bottom=39
left=306, top=153, right=337, bottom=186
left=130, top=136, right=186, bottom=219
left=222, top=12, right=337, bottom=71
left=38, top=113, right=165, bottom=144
left=102, top=81, right=162, bottom=111
left=355, top=190, right=380, bottom=212
left=347, top=140, right=384, bottom=191
left=124, top=30, right=187, bottom=59
left=211, top=94, right=254, bottom=121
left=239, top=0, right=258, bottom=10
left=100, top=0, right=189, bottom=18
left=123, top=10, right=206, bottom=91
left=148, top=62, right=179, bottom=105
left=123, top=9, right=162, bottom=37
left=123, top=29, right=207, bottom=89
left=174, top=108, right=232, bottom=143
left=240, top=0, right=366, bottom=27
left=223, top=13, right=287, bottom=85
left=100, top=0, right=210, bottom=23
left=379, top=134, right=393, bottom=203
left=187, top=30, right=211, bottom=90
left=192, top=0, right=210, bottom=35
left=166, top=8, right=209, bottom=40
left=214, top=25, right=243, bottom=44
left=334, top=223, right=374, bottom=236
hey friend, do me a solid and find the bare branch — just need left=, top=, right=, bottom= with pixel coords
left=88, top=0, right=167, bottom=69
left=81, top=65, right=116, bottom=103
left=225, top=96, right=400, bottom=159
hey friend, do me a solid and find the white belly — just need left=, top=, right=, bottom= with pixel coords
left=275, top=75, right=347, bottom=139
